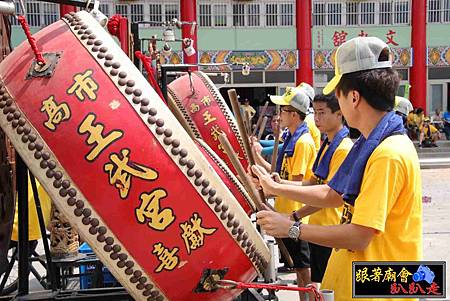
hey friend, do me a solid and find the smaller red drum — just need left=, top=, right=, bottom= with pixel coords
left=167, top=72, right=249, bottom=176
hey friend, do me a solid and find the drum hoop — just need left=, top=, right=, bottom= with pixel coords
left=167, top=87, right=202, bottom=139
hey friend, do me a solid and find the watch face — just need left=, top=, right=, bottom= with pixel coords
left=288, top=225, right=300, bottom=239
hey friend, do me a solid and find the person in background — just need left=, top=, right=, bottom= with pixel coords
left=240, top=98, right=256, bottom=122
left=297, top=83, right=322, bottom=150
left=394, top=96, right=413, bottom=127
left=443, top=107, right=450, bottom=140
left=431, top=108, right=444, bottom=131
left=419, top=117, right=440, bottom=147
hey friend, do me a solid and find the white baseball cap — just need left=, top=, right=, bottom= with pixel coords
left=298, top=82, right=315, bottom=101
left=270, top=85, right=310, bottom=114
left=394, top=96, right=413, bottom=116
left=323, top=37, right=392, bottom=95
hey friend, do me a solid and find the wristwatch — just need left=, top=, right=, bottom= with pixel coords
left=288, top=221, right=302, bottom=241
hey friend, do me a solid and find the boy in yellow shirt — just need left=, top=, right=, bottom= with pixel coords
left=252, top=88, right=316, bottom=301
left=252, top=37, right=422, bottom=301
left=419, top=117, right=439, bottom=147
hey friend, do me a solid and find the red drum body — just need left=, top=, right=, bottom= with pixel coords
left=0, top=11, right=269, bottom=301
left=167, top=72, right=248, bottom=176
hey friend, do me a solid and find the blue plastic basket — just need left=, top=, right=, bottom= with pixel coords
left=79, top=242, right=118, bottom=289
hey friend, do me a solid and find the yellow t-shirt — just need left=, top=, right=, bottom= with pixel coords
left=305, top=114, right=321, bottom=150
left=321, top=135, right=423, bottom=301
left=11, top=179, right=52, bottom=241
left=420, top=124, right=438, bottom=137
left=275, top=132, right=316, bottom=222
left=309, top=137, right=353, bottom=226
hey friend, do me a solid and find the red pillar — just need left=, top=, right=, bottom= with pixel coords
left=296, top=0, right=313, bottom=86
left=180, top=0, right=198, bottom=69
left=410, top=0, right=427, bottom=113
left=59, top=5, right=76, bottom=18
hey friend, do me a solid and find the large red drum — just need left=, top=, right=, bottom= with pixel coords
left=0, top=11, right=269, bottom=301
left=167, top=72, right=249, bottom=176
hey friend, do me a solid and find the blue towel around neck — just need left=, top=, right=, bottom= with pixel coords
left=276, top=122, right=309, bottom=173
left=312, top=126, right=350, bottom=180
left=328, top=111, right=406, bottom=205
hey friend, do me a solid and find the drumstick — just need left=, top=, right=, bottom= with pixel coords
left=218, top=133, right=294, bottom=268
left=257, top=116, right=268, bottom=141
left=244, top=110, right=252, bottom=135
left=167, top=98, right=197, bottom=140
left=252, top=101, right=269, bottom=137
left=271, top=105, right=281, bottom=173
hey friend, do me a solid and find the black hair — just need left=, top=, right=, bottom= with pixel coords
left=335, top=48, right=399, bottom=112
left=313, top=94, right=340, bottom=113
left=282, top=105, right=306, bottom=121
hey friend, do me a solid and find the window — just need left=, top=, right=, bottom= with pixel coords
left=346, top=2, right=359, bottom=25
left=327, top=3, right=342, bottom=25
left=42, top=3, right=58, bottom=26
left=130, top=4, right=144, bottom=23
left=247, top=3, right=260, bottom=27
left=429, top=0, right=442, bottom=22
left=115, top=4, right=128, bottom=18
left=26, top=2, right=41, bottom=27
left=380, top=1, right=393, bottom=24
left=214, top=4, right=227, bottom=27
left=280, top=3, right=294, bottom=26
left=9, top=2, right=20, bottom=25
left=165, top=4, right=179, bottom=22
left=265, top=3, right=278, bottom=26
left=361, top=2, right=375, bottom=24
left=394, top=0, right=410, bottom=24
left=313, top=3, right=325, bottom=25
left=99, top=3, right=110, bottom=17
left=199, top=4, right=212, bottom=27
left=233, top=4, right=245, bottom=26
left=149, top=4, right=162, bottom=26
left=445, top=0, right=450, bottom=22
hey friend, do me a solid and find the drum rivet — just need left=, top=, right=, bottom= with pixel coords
left=133, top=270, right=142, bottom=277
left=214, top=204, right=222, bottom=212
left=112, top=62, right=120, bottom=69
left=126, top=261, right=134, bottom=268
left=155, top=295, right=164, bottom=301
left=34, top=151, right=42, bottom=159
left=242, top=232, right=249, bottom=240
left=40, top=160, right=48, bottom=169
left=125, top=267, right=134, bottom=275
left=74, top=208, right=83, bottom=216
left=59, top=188, right=68, bottom=197
left=82, top=217, right=90, bottom=225
left=163, top=129, right=172, bottom=137
left=92, top=46, right=99, bottom=52
left=81, top=24, right=88, bottom=29
left=155, top=127, right=164, bottom=135
left=54, top=171, right=63, bottom=180
left=118, top=79, right=127, bottom=86
left=187, top=169, right=195, bottom=177
left=89, top=227, right=97, bottom=236
left=130, top=276, right=139, bottom=283
left=147, top=116, right=156, bottom=124
left=16, top=127, right=24, bottom=135
left=246, top=240, right=252, bottom=248
left=231, top=228, right=238, bottom=235
left=139, top=277, right=147, bottom=284
left=126, top=80, right=135, bottom=87
left=220, top=212, right=227, bottom=220
left=163, top=137, right=172, bottom=145
left=105, top=54, right=114, bottom=61
left=99, top=46, right=108, bottom=53
left=156, top=119, right=164, bottom=127
left=47, top=160, right=56, bottom=169
left=233, top=220, right=240, bottom=228
left=194, top=178, right=202, bottom=186
left=125, top=87, right=133, bottom=95
left=3, top=107, right=10, bottom=114
left=136, top=283, right=144, bottom=290
left=87, top=39, right=94, bottom=45
left=67, top=198, right=76, bottom=206
left=227, top=212, right=234, bottom=220
left=250, top=245, right=256, bottom=253
left=118, top=253, right=128, bottom=261
left=80, top=34, right=88, bottom=40
left=143, top=290, right=151, bottom=297
left=21, top=135, right=29, bottom=143
left=97, top=235, right=106, bottom=242
left=23, top=126, right=31, bottom=134
left=140, top=106, right=149, bottom=114
left=11, top=120, right=19, bottom=129
left=6, top=113, right=14, bottom=121
left=28, top=134, right=37, bottom=142
left=88, top=34, right=96, bottom=39
left=194, top=170, right=202, bottom=178
left=68, top=188, right=77, bottom=197
left=45, top=169, right=54, bottom=178
left=201, top=179, right=209, bottom=187
left=110, top=69, right=119, bottom=76
left=238, top=227, right=244, bottom=235
left=221, top=204, right=229, bottom=212
left=90, top=218, right=99, bottom=227
left=209, top=189, right=216, bottom=197
left=171, top=139, right=180, bottom=148
left=98, top=226, right=107, bottom=235
left=227, top=220, right=234, bottom=227
left=94, top=40, right=103, bottom=46
left=179, top=157, right=187, bottom=165
left=171, top=148, right=180, bottom=155
left=42, top=151, right=50, bottom=160
left=245, top=247, right=251, bottom=254
left=104, top=61, right=112, bottom=67
left=84, top=29, right=92, bottom=34
left=53, top=179, right=62, bottom=188
left=186, top=160, right=195, bottom=169
left=82, top=208, right=91, bottom=217
left=151, top=291, right=160, bottom=298
left=118, top=71, right=127, bottom=78
left=105, top=237, right=114, bottom=245
left=76, top=200, right=84, bottom=209
left=112, top=250, right=121, bottom=259
left=104, top=245, right=113, bottom=252
left=131, top=97, right=140, bottom=105
left=117, top=261, right=126, bottom=268
left=133, top=89, right=142, bottom=97
left=13, top=111, right=20, bottom=119
left=201, top=187, right=210, bottom=196
left=73, top=25, right=80, bottom=30
left=0, top=102, right=5, bottom=109
left=97, top=53, right=105, bottom=59
left=207, top=196, right=216, bottom=204
left=241, top=240, right=247, bottom=248
left=179, top=149, right=188, bottom=158
left=215, top=197, right=222, bottom=205
left=5, top=98, right=12, bottom=106
left=141, top=98, right=150, bottom=106
left=77, top=30, right=85, bottom=35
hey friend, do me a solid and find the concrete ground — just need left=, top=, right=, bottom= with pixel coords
left=8, top=169, right=450, bottom=300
